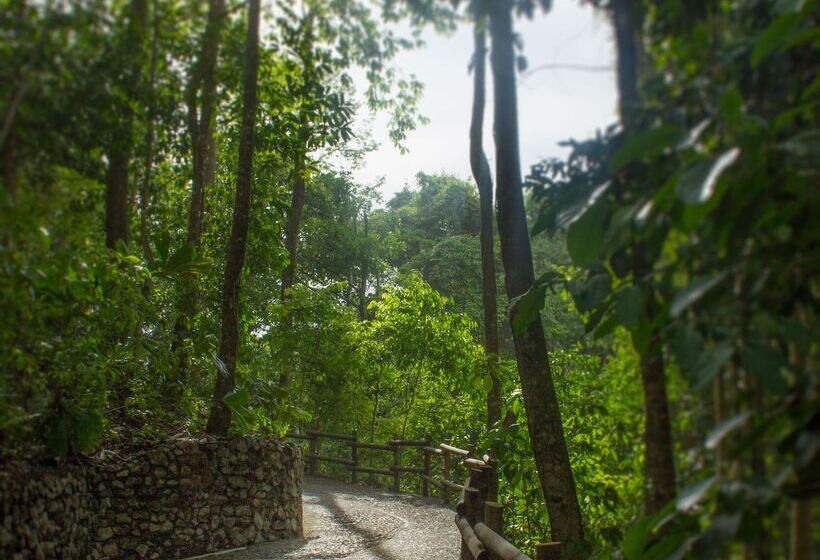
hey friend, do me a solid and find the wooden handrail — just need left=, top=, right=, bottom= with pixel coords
left=473, top=522, right=530, bottom=560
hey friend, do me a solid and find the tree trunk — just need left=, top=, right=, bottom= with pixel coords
left=139, top=0, right=159, bottom=264
left=359, top=212, right=369, bottom=320
left=611, top=0, right=678, bottom=513
left=105, top=148, right=131, bottom=249
left=170, top=0, right=225, bottom=386
left=104, top=0, right=149, bottom=250
left=281, top=156, right=307, bottom=301
left=2, top=130, right=18, bottom=206
left=789, top=499, right=813, bottom=560
left=205, top=0, right=260, bottom=436
left=638, top=315, right=677, bottom=512
left=277, top=150, right=307, bottom=389
left=487, top=2, right=586, bottom=556
left=470, top=24, right=502, bottom=430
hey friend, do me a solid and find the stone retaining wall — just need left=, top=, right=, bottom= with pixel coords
left=1, top=436, right=302, bottom=560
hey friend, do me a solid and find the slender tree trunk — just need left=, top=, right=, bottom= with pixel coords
left=171, top=0, right=225, bottom=387
left=206, top=0, right=260, bottom=436
left=470, top=24, right=502, bottom=430
left=281, top=156, right=307, bottom=301
left=359, top=212, right=369, bottom=320
left=2, top=130, right=18, bottom=205
left=105, top=149, right=131, bottom=249
left=487, top=3, right=586, bottom=556
left=638, top=312, right=677, bottom=511
left=104, top=0, right=149, bottom=250
left=277, top=150, right=307, bottom=389
left=139, top=0, right=159, bottom=263
left=612, top=0, right=677, bottom=513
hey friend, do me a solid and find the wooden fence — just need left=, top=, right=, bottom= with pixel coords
left=286, top=430, right=562, bottom=560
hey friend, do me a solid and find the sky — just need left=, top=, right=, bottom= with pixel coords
left=349, top=2, right=619, bottom=200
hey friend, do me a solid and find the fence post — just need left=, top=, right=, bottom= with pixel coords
left=392, top=436, right=401, bottom=492
left=442, top=450, right=451, bottom=504
left=422, top=434, right=431, bottom=497
left=486, top=455, right=499, bottom=503
left=351, top=430, right=358, bottom=485
left=536, top=543, right=562, bottom=560
left=484, top=501, right=503, bottom=533
left=484, top=501, right=504, bottom=560
left=308, top=432, right=318, bottom=476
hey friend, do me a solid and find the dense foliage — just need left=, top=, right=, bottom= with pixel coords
left=1, top=0, right=816, bottom=558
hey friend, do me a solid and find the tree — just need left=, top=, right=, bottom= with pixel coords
left=171, top=0, right=227, bottom=389
left=610, top=0, right=677, bottom=514
left=468, top=11, right=501, bottom=430
left=206, top=0, right=260, bottom=435
left=485, top=1, right=586, bottom=555
left=104, top=0, right=148, bottom=249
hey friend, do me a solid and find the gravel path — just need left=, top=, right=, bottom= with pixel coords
left=214, top=476, right=459, bottom=560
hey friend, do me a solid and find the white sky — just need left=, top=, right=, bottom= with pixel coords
left=350, top=2, right=618, bottom=199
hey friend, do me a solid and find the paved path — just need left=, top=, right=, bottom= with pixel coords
left=217, top=476, right=459, bottom=560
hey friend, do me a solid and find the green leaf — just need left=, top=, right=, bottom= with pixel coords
left=45, top=414, right=70, bottom=460
left=71, top=410, right=104, bottom=453
left=740, top=346, right=788, bottom=395
left=751, top=13, right=801, bottom=67
left=699, top=514, right=742, bottom=559
left=569, top=273, right=612, bottom=313
left=224, top=387, right=251, bottom=411
left=511, top=284, right=546, bottom=335
left=567, top=200, right=609, bottom=267
left=676, top=476, right=717, bottom=512
left=705, top=411, right=753, bottom=450
left=670, top=273, right=728, bottom=318
left=483, top=374, right=494, bottom=393
left=616, top=286, right=644, bottom=327
left=693, top=344, right=735, bottom=388
left=676, top=148, right=740, bottom=205
left=609, top=125, right=683, bottom=172
left=719, top=86, right=743, bottom=125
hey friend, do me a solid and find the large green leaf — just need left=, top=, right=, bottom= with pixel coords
left=676, top=148, right=740, bottom=205
left=71, top=410, right=104, bottom=453
left=705, top=411, right=753, bottom=450
left=670, top=273, right=728, bottom=318
left=567, top=200, right=609, bottom=267
left=609, top=125, right=683, bottom=172
left=751, top=13, right=802, bottom=67
left=511, top=284, right=546, bottom=335
left=616, top=285, right=644, bottom=327
left=676, top=477, right=717, bottom=512
left=740, top=346, right=788, bottom=395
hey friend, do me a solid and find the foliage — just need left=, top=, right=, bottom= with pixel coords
left=524, top=0, right=819, bottom=556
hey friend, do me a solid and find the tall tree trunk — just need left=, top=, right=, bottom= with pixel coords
left=3, top=130, right=18, bottom=206
left=105, top=149, right=131, bottom=249
left=139, top=0, right=159, bottom=264
left=206, top=0, right=260, bottom=436
left=611, top=0, right=677, bottom=513
left=487, top=2, right=586, bottom=556
left=281, top=155, right=307, bottom=302
left=104, top=0, right=149, bottom=250
left=470, top=24, right=502, bottom=431
left=277, top=149, right=307, bottom=389
left=359, top=212, right=369, bottom=320
left=170, top=0, right=225, bottom=387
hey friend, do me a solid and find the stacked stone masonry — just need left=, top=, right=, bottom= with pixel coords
left=0, top=437, right=303, bottom=560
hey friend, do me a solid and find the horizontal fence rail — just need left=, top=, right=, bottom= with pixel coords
left=285, top=430, right=563, bottom=559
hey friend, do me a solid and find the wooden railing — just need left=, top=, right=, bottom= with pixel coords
left=285, top=431, right=562, bottom=560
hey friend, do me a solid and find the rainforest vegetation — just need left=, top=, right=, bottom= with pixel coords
left=1, top=0, right=817, bottom=558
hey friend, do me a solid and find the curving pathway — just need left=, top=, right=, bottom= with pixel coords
left=215, top=476, right=459, bottom=560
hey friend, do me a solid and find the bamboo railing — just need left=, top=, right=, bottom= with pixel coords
left=286, top=431, right=563, bottom=560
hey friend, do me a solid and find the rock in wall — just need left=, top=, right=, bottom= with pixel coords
left=1, top=436, right=302, bottom=560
